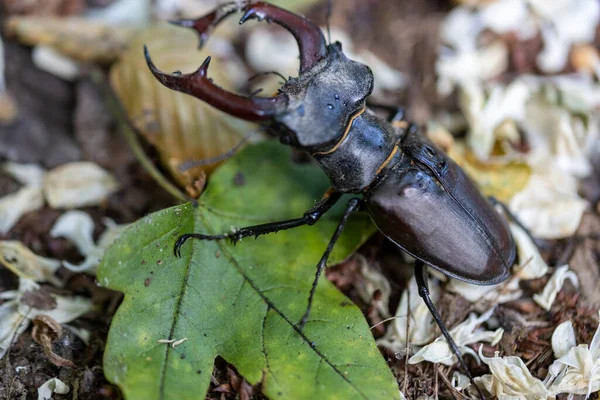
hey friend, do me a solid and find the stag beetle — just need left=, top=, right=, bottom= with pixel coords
left=144, top=2, right=517, bottom=397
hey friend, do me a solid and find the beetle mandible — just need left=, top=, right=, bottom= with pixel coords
left=144, top=1, right=517, bottom=396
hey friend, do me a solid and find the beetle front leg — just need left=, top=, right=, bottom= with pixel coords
left=174, top=189, right=342, bottom=257
left=297, top=197, right=361, bottom=330
left=414, top=261, right=486, bottom=400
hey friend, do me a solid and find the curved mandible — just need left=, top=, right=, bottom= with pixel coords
left=169, top=2, right=243, bottom=49
left=239, top=2, right=328, bottom=73
left=144, top=47, right=287, bottom=121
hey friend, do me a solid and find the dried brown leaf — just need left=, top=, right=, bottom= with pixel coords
left=110, top=24, right=255, bottom=189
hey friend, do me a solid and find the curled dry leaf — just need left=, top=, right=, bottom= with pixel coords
left=408, top=308, right=503, bottom=366
left=533, top=265, right=579, bottom=311
left=37, top=377, right=69, bottom=400
left=110, top=23, right=254, bottom=190
left=0, top=241, right=61, bottom=285
left=43, top=162, right=119, bottom=209
left=32, top=315, right=75, bottom=368
left=5, top=16, right=135, bottom=64
left=377, top=275, right=439, bottom=353
left=0, top=278, right=93, bottom=359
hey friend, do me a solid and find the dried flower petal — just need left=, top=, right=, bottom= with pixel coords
left=533, top=265, right=579, bottom=311
left=377, top=276, right=439, bottom=352
left=552, top=320, right=577, bottom=359
left=355, top=255, right=391, bottom=318
left=476, top=348, right=552, bottom=399
left=0, top=241, right=61, bottom=285
left=409, top=308, right=503, bottom=366
left=50, top=211, right=96, bottom=255
left=0, top=186, right=44, bottom=234
left=43, top=162, right=119, bottom=209
left=37, top=377, right=69, bottom=400
left=50, top=211, right=128, bottom=274
left=0, top=278, right=93, bottom=359
left=2, top=162, right=45, bottom=186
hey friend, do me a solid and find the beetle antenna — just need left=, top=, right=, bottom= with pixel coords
left=248, top=70, right=288, bottom=84
left=178, top=130, right=261, bottom=171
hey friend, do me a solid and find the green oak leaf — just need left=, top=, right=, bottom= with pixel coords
left=98, top=142, right=400, bottom=400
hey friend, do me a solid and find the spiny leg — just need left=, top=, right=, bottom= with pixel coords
left=298, top=197, right=361, bottom=330
left=174, top=189, right=342, bottom=257
left=414, top=261, right=486, bottom=400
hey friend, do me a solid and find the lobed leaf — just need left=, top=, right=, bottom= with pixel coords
left=98, top=142, right=399, bottom=400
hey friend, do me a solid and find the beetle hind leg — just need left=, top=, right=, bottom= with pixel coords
left=298, top=198, right=361, bottom=330
left=414, top=261, right=486, bottom=400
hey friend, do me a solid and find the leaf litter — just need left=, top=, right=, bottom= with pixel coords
left=1, top=0, right=600, bottom=399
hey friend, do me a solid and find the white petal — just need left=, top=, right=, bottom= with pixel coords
left=590, top=310, right=600, bottom=360
left=451, top=371, right=471, bottom=391
left=478, top=348, right=551, bottom=398
left=37, top=377, right=69, bottom=400
left=356, top=255, right=391, bottom=318
left=2, top=162, right=45, bottom=186
left=0, top=300, right=27, bottom=359
left=32, top=46, right=80, bottom=81
left=510, top=222, right=549, bottom=280
left=377, top=276, right=439, bottom=352
left=409, top=309, right=503, bottom=366
left=533, top=265, right=579, bottom=311
left=446, top=276, right=522, bottom=304
left=50, top=211, right=97, bottom=256
left=479, top=0, right=529, bottom=35
left=509, top=172, right=588, bottom=240
left=0, top=241, right=61, bottom=285
left=552, top=320, right=577, bottom=359
left=43, top=162, right=119, bottom=209
left=0, top=186, right=45, bottom=234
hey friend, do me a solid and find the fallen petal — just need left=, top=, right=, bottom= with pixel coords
left=44, top=162, right=119, bottom=209
left=533, top=265, right=579, bottom=311
left=37, top=377, right=69, bottom=400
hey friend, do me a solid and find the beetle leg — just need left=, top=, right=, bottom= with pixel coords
left=239, top=2, right=327, bottom=73
left=174, top=190, right=342, bottom=257
left=414, top=260, right=486, bottom=400
left=298, top=198, right=361, bottom=330
left=144, top=47, right=287, bottom=121
left=366, top=102, right=406, bottom=124
left=488, top=196, right=535, bottom=244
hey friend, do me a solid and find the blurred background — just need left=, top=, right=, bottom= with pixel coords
left=0, top=0, right=599, bottom=398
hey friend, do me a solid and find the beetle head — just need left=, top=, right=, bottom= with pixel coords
left=145, top=1, right=373, bottom=153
